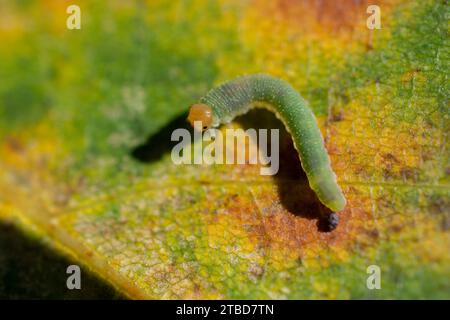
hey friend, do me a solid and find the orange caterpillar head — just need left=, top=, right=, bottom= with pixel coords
left=187, top=103, right=213, bottom=131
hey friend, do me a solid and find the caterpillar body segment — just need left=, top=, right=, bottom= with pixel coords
left=188, top=74, right=346, bottom=213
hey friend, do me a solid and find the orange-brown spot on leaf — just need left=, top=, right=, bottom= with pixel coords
left=276, top=0, right=374, bottom=33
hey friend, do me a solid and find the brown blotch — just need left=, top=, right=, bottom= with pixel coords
left=275, top=0, right=381, bottom=33
left=382, top=153, right=399, bottom=163
left=330, top=111, right=344, bottom=122
left=5, top=136, right=24, bottom=153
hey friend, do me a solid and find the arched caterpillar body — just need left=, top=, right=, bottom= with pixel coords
left=187, top=73, right=346, bottom=215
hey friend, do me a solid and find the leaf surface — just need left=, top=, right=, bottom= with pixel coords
left=0, top=0, right=448, bottom=299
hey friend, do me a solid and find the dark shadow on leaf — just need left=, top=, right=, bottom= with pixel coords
left=0, top=222, right=123, bottom=299
left=130, top=108, right=335, bottom=232
left=235, top=109, right=335, bottom=232
left=131, top=111, right=199, bottom=163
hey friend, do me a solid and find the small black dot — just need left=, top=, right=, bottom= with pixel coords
left=327, top=213, right=339, bottom=231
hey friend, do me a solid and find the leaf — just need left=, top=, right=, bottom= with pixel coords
left=0, top=0, right=449, bottom=299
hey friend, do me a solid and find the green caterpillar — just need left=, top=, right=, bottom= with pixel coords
left=187, top=74, right=346, bottom=227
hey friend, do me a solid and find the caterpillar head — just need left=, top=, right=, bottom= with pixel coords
left=187, top=103, right=213, bottom=131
